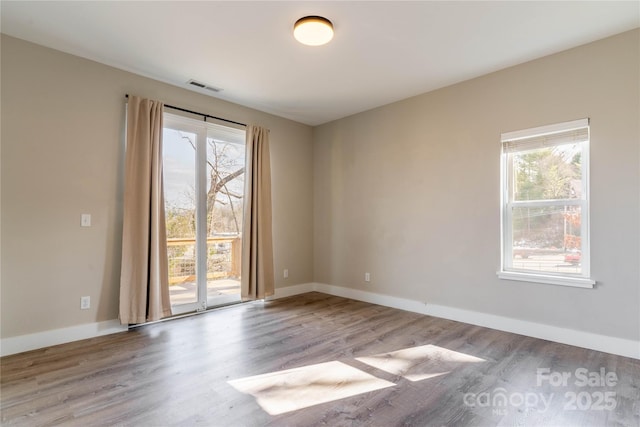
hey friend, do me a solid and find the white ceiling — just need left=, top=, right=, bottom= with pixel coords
left=1, top=1, right=638, bottom=126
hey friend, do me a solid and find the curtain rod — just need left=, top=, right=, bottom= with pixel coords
left=125, top=94, right=247, bottom=127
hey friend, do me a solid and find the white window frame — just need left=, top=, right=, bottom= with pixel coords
left=498, top=118, right=595, bottom=288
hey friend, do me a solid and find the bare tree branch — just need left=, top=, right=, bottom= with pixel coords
left=213, top=167, right=245, bottom=194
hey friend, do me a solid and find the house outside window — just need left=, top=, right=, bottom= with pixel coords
left=498, top=118, right=595, bottom=288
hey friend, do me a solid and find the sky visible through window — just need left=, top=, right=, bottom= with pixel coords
left=163, top=128, right=245, bottom=211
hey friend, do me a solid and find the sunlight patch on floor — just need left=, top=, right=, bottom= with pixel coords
left=356, top=344, right=485, bottom=382
left=228, top=360, right=395, bottom=415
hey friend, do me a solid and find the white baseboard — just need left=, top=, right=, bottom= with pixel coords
left=3, top=283, right=637, bottom=360
left=0, top=284, right=315, bottom=357
left=269, top=282, right=316, bottom=300
left=1, top=320, right=127, bottom=357
left=311, top=283, right=640, bottom=360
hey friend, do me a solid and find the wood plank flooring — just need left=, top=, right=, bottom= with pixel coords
left=1, top=292, right=639, bottom=426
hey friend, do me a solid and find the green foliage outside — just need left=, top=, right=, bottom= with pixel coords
left=512, top=145, right=582, bottom=249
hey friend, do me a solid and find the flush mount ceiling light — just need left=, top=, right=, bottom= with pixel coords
left=294, top=16, right=334, bottom=46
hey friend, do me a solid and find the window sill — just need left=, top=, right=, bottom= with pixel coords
left=497, top=271, right=595, bottom=288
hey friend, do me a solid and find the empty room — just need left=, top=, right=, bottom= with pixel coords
left=1, top=1, right=639, bottom=426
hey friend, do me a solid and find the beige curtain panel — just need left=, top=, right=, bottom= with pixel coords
left=241, top=125, right=275, bottom=300
left=119, top=96, right=172, bottom=324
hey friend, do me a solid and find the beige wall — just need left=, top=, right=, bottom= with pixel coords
left=1, top=35, right=314, bottom=338
left=314, top=30, right=640, bottom=341
left=2, top=29, right=639, bottom=345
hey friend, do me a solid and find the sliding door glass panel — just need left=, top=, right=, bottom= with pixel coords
left=205, top=125, right=246, bottom=306
left=163, top=127, right=199, bottom=307
left=163, top=115, right=245, bottom=313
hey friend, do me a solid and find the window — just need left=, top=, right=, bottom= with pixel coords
left=498, top=119, right=594, bottom=288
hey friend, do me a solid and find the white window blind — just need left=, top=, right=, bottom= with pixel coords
left=502, top=119, right=589, bottom=153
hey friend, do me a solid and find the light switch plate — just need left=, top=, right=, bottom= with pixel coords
left=80, top=296, right=90, bottom=309
left=81, top=214, right=91, bottom=227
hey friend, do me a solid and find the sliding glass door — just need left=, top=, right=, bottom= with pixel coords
left=162, top=113, right=246, bottom=314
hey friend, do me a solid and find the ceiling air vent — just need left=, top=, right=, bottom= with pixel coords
left=187, top=79, right=223, bottom=93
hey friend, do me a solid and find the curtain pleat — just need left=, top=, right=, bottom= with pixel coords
left=119, top=96, right=172, bottom=324
left=241, top=126, right=275, bottom=300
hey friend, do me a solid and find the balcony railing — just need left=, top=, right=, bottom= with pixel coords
left=167, top=235, right=241, bottom=285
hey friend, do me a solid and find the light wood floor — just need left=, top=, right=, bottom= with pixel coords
left=1, top=292, right=639, bottom=426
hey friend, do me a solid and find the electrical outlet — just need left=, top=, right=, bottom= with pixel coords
left=80, top=296, right=90, bottom=310
left=365, top=272, right=371, bottom=282
left=283, top=269, right=289, bottom=279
